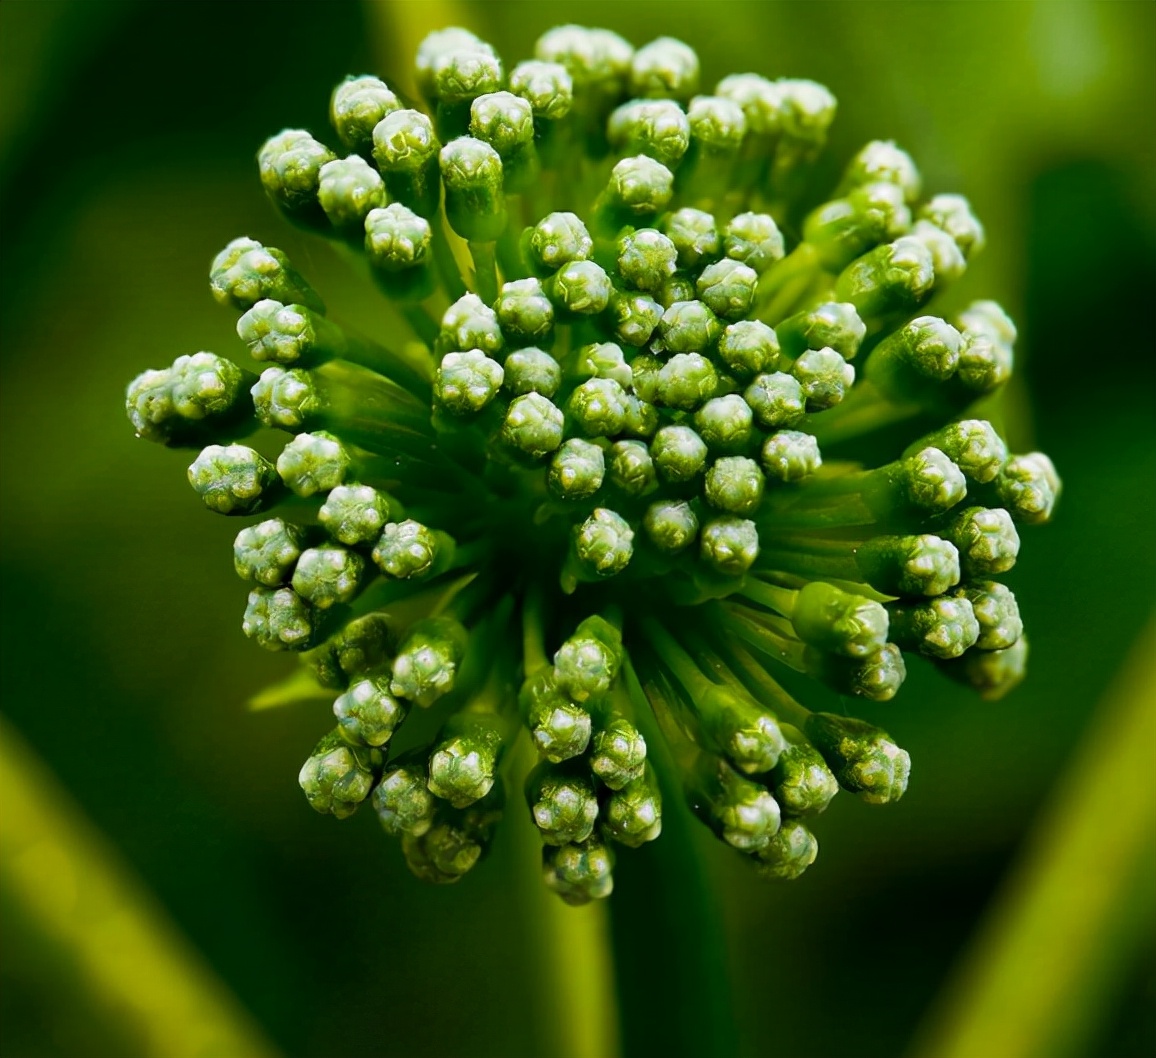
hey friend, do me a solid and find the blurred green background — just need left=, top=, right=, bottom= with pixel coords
left=1, top=1, right=1153, bottom=1056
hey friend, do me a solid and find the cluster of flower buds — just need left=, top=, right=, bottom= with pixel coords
left=125, top=25, right=1059, bottom=903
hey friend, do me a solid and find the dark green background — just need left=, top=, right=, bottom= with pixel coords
left=1, top=2, right=1153, bottom=1056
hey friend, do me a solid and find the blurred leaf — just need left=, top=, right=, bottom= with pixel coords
left=248, top=670, right=332, bottom=712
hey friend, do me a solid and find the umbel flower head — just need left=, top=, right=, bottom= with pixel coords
left=126, top=25, right=1059, bottom=903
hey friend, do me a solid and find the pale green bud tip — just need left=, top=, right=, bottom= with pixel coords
left=943, top=635, right=1029, bottom=701
left=644, top=499, right=699, bottom=555
left=529, top=766, right=599, bottom=845
left=251, top=366, right=316, bottom=430
left=903, top=447, right=968, bottom=512
left=792, top=346, right=855, bottom=410
left=716, top=73, right=782, bottom=136
left=777, top=79, right=837, bottom=143
left=657, top=353, right=718, bottom=411
left=724, top=212, right=785, bottom=275
left=237, top=300, right=317, bottom=365
left=520, top=669, right=592, bottom=762
left=958, top=299, right=1017, bottom=347
left=574, top=508, right=635, bottom=578
left=210, top=237, right=322, bottom=313
left=655, top=299, right=721, bottom=355
left=504, top=347, right=562, bottom=398
left=432, top=45, right=503, bottom=105
left=127, top=352, right=252, bottom=445
left=705, top=455, right=765, bottom=515
left=707, top=767, right=781, bottom=852
left=390, top=617, right=467, bottom=707
left=365, top=203, right=432, bottom=271
left=778, top=302, right=865, bottom=361
left=527, top=212, right=592, bottom=272
left=591, top=717, right=647, bottom=789
left=434, top=349, right=504, bottom=415
left=470, top=91, right=534, bottom=157
left=804, top=713, right=910, bottom=804
left=439, top=135, right=504, bottom=192
left=608, top=155, right=675, bottom=214
left=502, top=393, right=564, bottom=459
left=610, top=291, right=663, bottom=347
left=243, top=586, right=315, bottom=652
left=318, top=156, right=384, bottom=230
left=549, top=260, right=612, bottom=315
left=744, top=372, right=805, bottom=429
left=856, top=534, right=960, bottom=597
left=840, top=139, right=922, bottom=202
left=604, top=772, right=662, bottom=847
left=717, top=320, right=780, bottom=380
left=809, top=643, right=907, bottom=702
left=957, top=326, right=1009, bottom=394
left=258, top=129, right=336, bottom=212
left=509, top=60, right=573, bottom=119
left=650, top=424, right=707, bottom=483
left=700, top=685, right=785, bottom=774
left=416, top=27, right=488, bottom=96
left=372, top=519, right=444, bottom=579
left=554, top=616, right=622, bottom=703
left=761, top=430, right=822, bottom=483
left=543, top=839, right=615, bottom=905
left=494, top=279, right=554, bottom=343
left=695, top=395, right=754, bottom=454
left=996, top=454, right=1061, bottom=525
left=429, top=725, right=503, bottom=808
left=371, top=109, right=439, bottom=174
left=334, top=676, right=405, bottom=747
left=187, top=444, right=278, bottom=515
left=299, top=731, right=381, bottom=819
left=946, top=506, right=1021, bottom=577
left=607, top=100, right=690, bottom=168
left=291, top=544, right=364, bottom=610
left=921, top=193, right=985, bottom=259
left=319, top=484, right=392, bottom=546
left=688, top=94, right=746, bottom=152
left=630, top=37, right=700, bottom=100
left=889, top=596, right=980, bottom=660
left=234, top=518, right=307, bottom=586
left=608, top=440, right=658, bottom=497
left=548, top=438, right=606, bottom=499
left=276, top=431, right=351, bottom=497
left=438, top=292, right=504, bottom=356
left=958, top=581, right=1023, bottom=651
left=771, top=736, right=839, bottom=817
left=402, top=802, right=497, bottom=884
left=535, top=25, right=633, bottom=90
left=754, top=820, right=819, bottom=881
left=836, top=235, right=935, bottom=316
left=617, top=228, right=679, bottom=293
left=792, top=581, right=889, bottom=659
left=577, top=341, right=632, bottom=388
left=700, top=516, right=759, bottom=575
left=373, top=762, right=436, bottom=836
left=567, top=377, right=628, bottom=436
left=330, top=75, right=400, bottom=153
left=305, top=612, right=396, bottom=690
left=697, top=258, right=758, bottom=320
left=920, top=420, right=1007, bottom=484
left=663, top=208, right=720, bottom=270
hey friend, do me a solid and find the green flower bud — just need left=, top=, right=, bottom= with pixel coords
left=469, top=91, right=534, bottom=158
left=911, top=420, right=1007, bottom=484
left=941, top=506, right=1020, bottom=577
left=770, top=728, right=838, bottom=817
left=330, top=75, right=400, bottom=154
left=567, top=377, right=628, bottom=436
left=606, top=155, right=675, bottom=215
left=657, top=273, right=697, bottom=308
left=372, top=519, right=448, bottom=580
left=573, top=508, right=635, bottom=578
left=318, top=484, right=393, bottom=546
left=250, top=366, right=316, bottom=431
left=188, top=444, right=279, bottom=515
left=804, top=182, right=911, bottom=272
left=920, top=193, right=985, bottom=259
left=304, top=613, right=397, bottom=690
left=663, top=208, right=721, bottom=270
left=753, top=819, right=819, bottom=881
left=835, top=235, right=935, bottom=319
left=373, top=754, right=436, bottom=836
left=630, top=37, right=699, bottom=101
left=364, top=203, right=432, bottom=272
left=258, top=129, right=336, bottom=215
left=591, top=716, right=647, bottom=790
left=403, top=791, right=503, bottom=884
left=792, top=581, right=889, bottom=659
left=911, top=219, right=967, bottom=285
left=958, top=299, right=1017, bottom=347
left=242, top=586, right=315, bottom=652
left=899, top=447, right=968, bottom=513
left=415, top=27, right=490, bottom=98
left=429, top=713, right=506, bottom=808
left=744, top=372, right=805, bottom=429
left=502, top=393, right=565, bottom=459
left=503, top=347, right=562, bottom=397
left=650, top=424, right=708, bottom=483
left=527, top=762, right=599, bottom=845
left=717, top=320, right=780, bottom=380
left=608, top=440, right=658, bottom=497
left=543, top=838, right=615, bottom=905
left=210, top=237, right=323, bottom=313
left=237, top=300, right=316, bottom=366
left=761, top=430, right=822, bottom=483
left=691, top=757, right=780, bottom=852
left=704, top=455, right=765, bottom=515
left=617, top=228, right=679, bottom=293
left=431, top=45, right=503, bottom=106
left=604, top=768, right=663, bottom=848
left=695, top=395, right=755, bottom=454
left=390, top=616, right=468, bottom=707
left=509, top=60, right=574, bottom=119
left=792, top=346, right=855, bottom=410
left=434, top=349, right=505, bottom=415
left=440, top=136, right=506, bottom=242
left=608, top=99, right=690, bottom=168
left=888, top=595, right=980, bottom=660
left=553, top=616, right=622, bottom=704
left=628, top=353, right=662, bottom=402
left=696, top=258, right=758, bottom=320
left=716, top=73, right=782, bottom=135
left=696, top=684, right=785, bottom=775
left=838, top=139, right=921, bottom=202
left=526, top=212, right=593, bottom=273
left=776, top=78, right=837, bottom=148
left=576, top=341, right=632, bottom=389
left=855, top=534, right=960, bottom=597
left=437, top=292, right=504, bottom=357
left=493, top=278, right=554, bottom=344
left=643, top=499, right=699, bottom=554
left=291, top=544, right=364, bottom=610
left=334, top=675, right=406, bottom=747
left=938, top=636, right=1029, bottom=701
left=127, top=352, right=253, bottom=447
left=520, top=668, right=592, bottom=763
left=299, top=730, right=381, bottom=819
left=608, top=291, right=664, bottom=347
left=804, top=713, right=910, bottom=804
left=535, top=25, right=633, bottom=92
left=700, top=516, right=759, bottom=575
left=234, top=518, right=307, bottom=586
left=371, top=109, right=441, bottom=215
left=656, top=353, right=718, bottom=411
left=317, top=155, right=384, bottom=232
left=994, top=453, right=1061, bottom=525
left=655, top=299, right=721, bottom=355
left=688, top=94, right=746, bottom=153
left=547, top=260, right=613, bottom=315
left=621, top=395, right=660, bottom=440
left=548, top=438, right=606, bottom=499
left=805, top=642, right=907, bottom=702
left=723, top=211, right=785, bottom=275
left=276, top=431, right=351, bottom=497
left=957, top=581, right=1023, bottom=651
left=776, top=301, right=865, bottom=361
left=867, top=316, right=963, bottom=404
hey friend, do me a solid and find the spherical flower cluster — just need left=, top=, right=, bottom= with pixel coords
left=125, top=25, right=1059, bottom=903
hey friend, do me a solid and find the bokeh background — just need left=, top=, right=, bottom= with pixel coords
left=1, top=2, right=1153, bottom=1056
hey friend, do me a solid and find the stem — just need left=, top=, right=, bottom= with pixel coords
left=469, top=241, right=499, bottom=304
